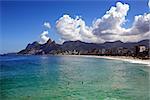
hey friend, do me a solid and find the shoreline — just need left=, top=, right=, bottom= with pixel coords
left=2, top=54, right=150, bottom=66
left=60, top=55, right=150, bottom=66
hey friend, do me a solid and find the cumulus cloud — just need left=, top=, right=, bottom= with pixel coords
left=122, top=13, right=150, bottom=42
left=56, top=2, right=150, bottom=43
left=93, top=2, right=129, bottom=34
left=92, top=2, right=129, bottom=42
left=56, top=15, right=102, bottom=43
left=44, top=22, right=51, bottom=29
left=38, top=22, right=51, bottom=44
left=39, top=31, right=50, bottom=44
left=124, top=13, right=150, bottom=35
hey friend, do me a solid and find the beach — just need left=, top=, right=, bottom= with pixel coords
left=61, top=55, right=150, bottom=66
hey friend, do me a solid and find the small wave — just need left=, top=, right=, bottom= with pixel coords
left=104, top=97, right=119, bottom=100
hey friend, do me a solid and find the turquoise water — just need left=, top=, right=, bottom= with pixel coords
left=0, top=55, right=149, bottom=100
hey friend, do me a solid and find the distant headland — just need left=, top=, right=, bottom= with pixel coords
left=2, top=38, right=146, bottom=60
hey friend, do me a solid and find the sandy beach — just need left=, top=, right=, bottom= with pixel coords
left=61, top=55, right=150, bottom=66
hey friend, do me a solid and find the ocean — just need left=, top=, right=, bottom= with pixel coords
left=0, top=55, right=149, bottom=100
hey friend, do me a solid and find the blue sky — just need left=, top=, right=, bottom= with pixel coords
left=1, top=0, right=149, bottom=53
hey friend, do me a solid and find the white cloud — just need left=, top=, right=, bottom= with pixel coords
left=56, top=15, right=103, bottom=43
left=92, top=2, right=129, bottom=42
left=39, top=31, right=50, bottom=44
left=44, top=22, right=51, bottom=29
left=38, top=22, right=51, bottom=44
left=93, top=2, right=129, bottom=34
left=124, top=13, right=150, bottom=35
left=122, top=13, right=150, bottom=42
left=56, top=15, right=82, bottom=41
left=56, top=2, right=150, bottom=43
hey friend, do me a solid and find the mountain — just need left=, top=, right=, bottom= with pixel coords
left=18, top=39, right=61, bottom=55
left=121, top=39, right=150, bottom=49
left=18, top=39, right=150, bottom=55
left=40, top=39, right=61, bottom=54
left=101, top=40, right=124, bottom=49
left=61, top=40, right=104, bottom=51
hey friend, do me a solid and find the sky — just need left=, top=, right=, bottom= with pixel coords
left=0, top=0, right=150, bottom=53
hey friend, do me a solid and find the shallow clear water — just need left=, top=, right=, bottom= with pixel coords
left=0, top=55, right=149, bottom=100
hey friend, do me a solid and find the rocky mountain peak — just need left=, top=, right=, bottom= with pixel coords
left=46, top=38, right=52, bottom=44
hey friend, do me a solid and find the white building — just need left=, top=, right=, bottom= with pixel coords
left=139, top=46, right=146, bottom=52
